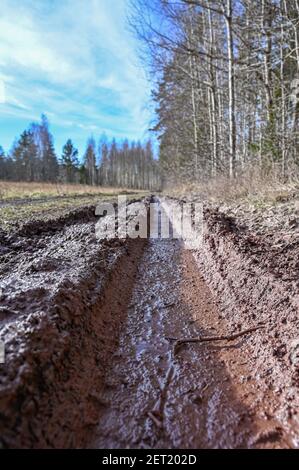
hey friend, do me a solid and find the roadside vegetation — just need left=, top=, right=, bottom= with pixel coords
left=130, top=0, right=299, bottom=190
left=164, top=169, right=299, bottom=205
left=0, top=181, right=143, bottom=201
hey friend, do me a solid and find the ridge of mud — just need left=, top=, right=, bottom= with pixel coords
left=0, top=201, right=148, bottom=448
left=193, top=208, right=299, bottom=445
left=0, top=197, right=143, bottom=240
left=0, top=205, right=99, bottom=247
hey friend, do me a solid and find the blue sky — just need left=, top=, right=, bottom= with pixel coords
left=0, top=0, right=153, bottom=157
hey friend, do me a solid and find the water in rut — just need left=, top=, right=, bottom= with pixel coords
left=90, top=232, right=261, bottom=449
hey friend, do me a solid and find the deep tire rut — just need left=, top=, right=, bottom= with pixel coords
left=90, top=237, right=276, bottom=449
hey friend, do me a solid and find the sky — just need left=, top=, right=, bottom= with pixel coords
left=0, top=0, right=154, bottom=157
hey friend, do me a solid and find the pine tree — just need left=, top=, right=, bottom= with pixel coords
left=11, top=130, right=38, bottom=181
left=60, top=139, right=79, bottom=183
left=79, top=164, right=87, bottom=184
left=38, top=115, right=58, bottom=182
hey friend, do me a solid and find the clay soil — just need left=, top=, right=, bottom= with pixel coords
left=0, top=197, right=298, bottom=448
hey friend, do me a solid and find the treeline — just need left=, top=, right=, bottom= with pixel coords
left=131, top=0, right=299, bottom=183
left=0, top=114, right=161, bottom=190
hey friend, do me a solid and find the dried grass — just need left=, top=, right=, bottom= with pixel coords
left=0, top=181, right=142, bottom=200
left=164, top=167, right=299, bottom=204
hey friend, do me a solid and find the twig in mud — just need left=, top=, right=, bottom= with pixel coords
left=170, top=325, right=265, bottom=356
left=201, top=383, right=209, bottom=393
left=163, top=302, right=175, bottom=308
left=165, top=336, right=177, bottom=342
left=148, top=365, right=175, bottom=430
left=148, top=411, right=163, bottom=429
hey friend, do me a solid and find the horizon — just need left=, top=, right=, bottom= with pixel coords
left=0, top=113, right=158, bottom=161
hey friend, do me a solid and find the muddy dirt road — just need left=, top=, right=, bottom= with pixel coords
left=0, top=197, right=298, bottom=448
left=91, top=237, right=264, bottom=449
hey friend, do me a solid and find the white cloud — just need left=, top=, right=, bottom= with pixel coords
left=0, top=0, right=152, bottom=145
left=0, top=80, right=5, bottom=104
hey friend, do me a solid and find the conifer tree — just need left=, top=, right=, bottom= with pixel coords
left=60, top=139, right=79, bottom=183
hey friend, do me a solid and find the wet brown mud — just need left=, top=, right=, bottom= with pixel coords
left=193, top=208, right=299, bottom=447
left=0, top=203, right=146, bottom=448
left=0, top=199, right=298, bottom=448
left=90, top=238, right=255, bottom=448
left=89, top=234, right=293, bottom=449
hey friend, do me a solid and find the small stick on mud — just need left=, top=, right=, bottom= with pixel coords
left=147, top=411, right=163, bottom=429
left=148, top=365, right=175, bottom=430
left=171, top=325, right=265, bottom=356
left=163, top=301, right=175, bottom=308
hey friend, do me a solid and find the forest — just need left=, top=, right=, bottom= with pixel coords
left=0, top=115, right=160, bottom=190
left=2, top=1, right=299, bottom=191
left=131, top=0, right=299, bottom=185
